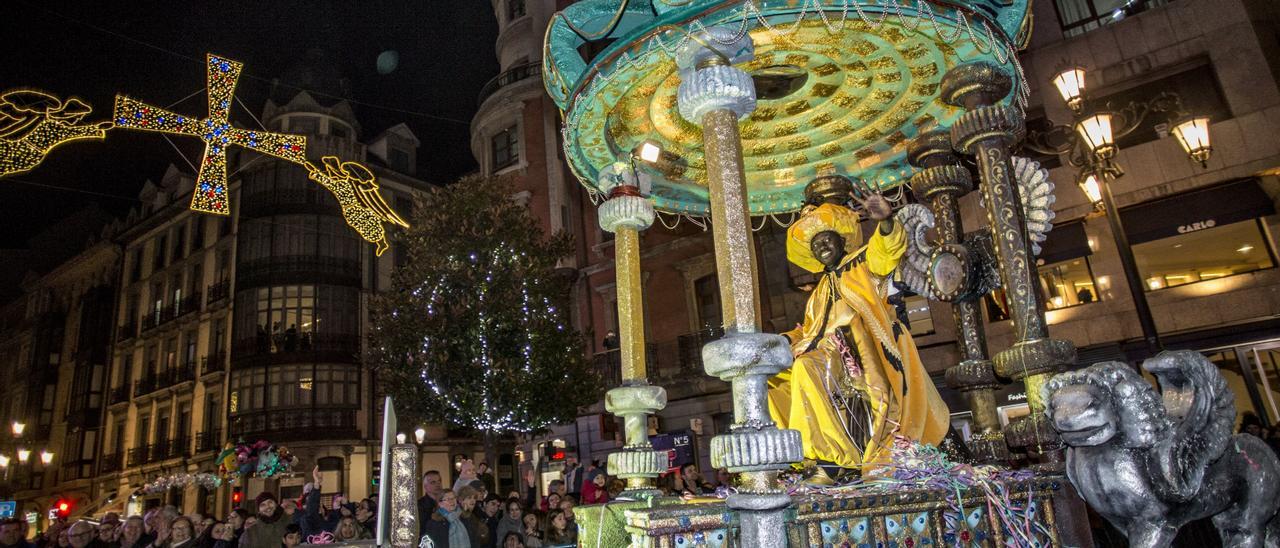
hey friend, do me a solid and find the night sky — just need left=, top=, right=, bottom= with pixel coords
left=0, top=1, right=498, bottom=248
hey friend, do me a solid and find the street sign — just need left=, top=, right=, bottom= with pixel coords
left=0, top=501, right=14, bottom=518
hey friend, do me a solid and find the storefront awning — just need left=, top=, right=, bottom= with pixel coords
left=1120, top=178, right=1276, bottom=245
left=1038, top=221, right=1090, bottom=265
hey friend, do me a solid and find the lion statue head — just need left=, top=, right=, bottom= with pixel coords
left=1042, top=362, right=1172, bottom=449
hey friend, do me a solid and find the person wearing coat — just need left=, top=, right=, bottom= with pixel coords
left=422, top=491, right=469, bottom=548
left=237, top=494, right=291, bottom=548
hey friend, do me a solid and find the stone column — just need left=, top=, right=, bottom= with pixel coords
left=906, top=130, right=1010, bottom=463
left=940, top=62, right=1075, bottom=464
left=675, top=29, right=801, bottom=548
left=597, top=164, right=669, bottom=499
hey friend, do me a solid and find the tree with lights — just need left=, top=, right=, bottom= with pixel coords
left=370, top=175, right=597, bottom=469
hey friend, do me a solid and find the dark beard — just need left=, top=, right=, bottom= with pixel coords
left=257, top=508, right=283, bottom=524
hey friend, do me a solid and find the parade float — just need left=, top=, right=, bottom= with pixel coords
left=536, top=1, right=1279, bottom=547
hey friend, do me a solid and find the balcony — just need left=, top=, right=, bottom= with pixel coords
left=591, top=327, right=725, bottom=390
left=195, top=429, right=222, bottom=453
left=206, top=280, right=231, bottom=304
left=117, top=319, right=138, bottom=342
left=108, top=385, right=131, bottom=405
left=201, top=351, right=226, bottom=377
left=478, top=62, right=541, bottom=106
left=176, top=292, right=202, bottom=318
left=230, top=408, right=358, bottom=442
left=127, top=446, right=148, bottom=467
left=167, top=437, right=190, bottom=459
left=99, top=452, right=123, bottom=474
left=164, top=362, right=196, bottom=387
left=231, top=332, right=361, bottom=369
left=237, top=255, right=361, bottom=288
left=134, top=374, right=160, bottom=398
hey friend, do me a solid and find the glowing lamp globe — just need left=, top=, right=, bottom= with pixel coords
left=1076, top=113, right=1116, bottom=159
left=414, top=427, right=426, bottom=445
left=396, top=433, right=407, bottom=444
left=0, top=455, right=9, bottom=468
left=17, top=449, right=30, bottom=463
left=11, top=422, right=24, bottom=436
left=1078, top=173, right=1103, bottom=204
left=40, top=451, right=53, bottom=465
left=636, top=141, right=663, bottom=164
left=1171, top=115, right=1212, bottom=167
left=1052, top=67, right=1087, bottom=113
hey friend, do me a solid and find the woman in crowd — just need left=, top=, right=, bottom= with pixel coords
left=455, top=487, right=488, bottom=548
left=225, top=510, right=249, bottom=547
left=163, top=517, right=195, bottom=548
left=354, top=499, right=376, bottom=534
left=520, top=512, right=543, bottom=548
left=500, top=532, right=524, bottom=548
left=579, top=472, right=608, bottom=505
left=494, top=500, right=523, bottom=546
left=543, top=510, right=572, bottom=547
left=331, top=517, right=367, bottom=543
left=422, top=491, right=468, bottom=548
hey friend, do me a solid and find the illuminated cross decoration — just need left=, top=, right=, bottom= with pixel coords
left=113, top=54, right=307, bottom=214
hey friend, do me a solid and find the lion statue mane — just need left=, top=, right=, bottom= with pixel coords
left=1044, top=350, right=1280, bottom=547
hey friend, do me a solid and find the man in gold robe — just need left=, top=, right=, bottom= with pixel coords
left=768, top=183, right=950, bottom=472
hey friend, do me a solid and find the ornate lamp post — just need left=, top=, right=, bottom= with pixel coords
left=1026, top=65, right=1214, bottom=353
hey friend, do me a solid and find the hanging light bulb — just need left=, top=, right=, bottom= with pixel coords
left=0, top=455, right=9, bottom=468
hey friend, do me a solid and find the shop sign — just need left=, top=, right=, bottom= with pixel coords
left=1177, top=219, right=1216, bottom=234
left=650, top=429, right=695, bottom=471
left=0, top=501, right=13, bottom=518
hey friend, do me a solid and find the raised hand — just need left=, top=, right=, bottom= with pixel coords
left=848, top=179, right=893, bottom=221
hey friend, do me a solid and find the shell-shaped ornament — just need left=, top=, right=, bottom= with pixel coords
left=1012, top=155, right=1056, bottom=256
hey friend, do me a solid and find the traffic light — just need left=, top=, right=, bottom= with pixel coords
left=54, top=499, right=71, bottom=519
left=231, top=488, right=243, bottom=505
left=371, top=461, right=381, bottom=487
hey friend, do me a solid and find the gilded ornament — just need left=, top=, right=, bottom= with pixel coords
left=739, top=123, right=762, bottom=139
left=818, top=143, right=842, bottom=157
left=750, top=142, right=777, bottom=156
left=772, top=122, right=799, bottom=137
left=831, top=92, right=858, bottom=108
left=849, top=40, right=877, bottom=56
left=785, top=152, right=808, bottom=166
left=810, top=112, right=833, bottom=127
left=871, top=89, right=898, bottom=104
left=750, top=106, right=778, bottom=122
left=911, top=63, right=940, bottom=78
left=784, top=100, right=811, bottom=115
left=786, top=136, right=811, bottom=150
left=901, top=44, right=929, bottom=60
left=757, top=158, right=779, bottom=170
left=784, top=53, right=811, bottom=66
left=868, top=57, right=896, bottom=70
left=875, top=71, right=904, bottom=84
left=813, top=63, right=841, bottom=76
left=829, top=121, right=855, bottom=136
left=809, top=83, right=839, bottom=98
left=855, top=106, right=883, bottom=122
left=0, top=90, right=111, bottom=178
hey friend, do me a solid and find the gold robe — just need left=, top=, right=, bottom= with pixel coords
left=768, top=223, right=950, bottom=469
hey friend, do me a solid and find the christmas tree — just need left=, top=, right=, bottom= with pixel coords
left=371, top=175, right=598, bottom=463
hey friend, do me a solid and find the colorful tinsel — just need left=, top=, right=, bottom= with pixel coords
left=141, top=472, right=223, bottom=495
left=215, top=440, right=298, bottom=480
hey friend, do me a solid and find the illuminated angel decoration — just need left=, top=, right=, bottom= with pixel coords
left=305, top=156, right=410, bottom=256
left=0, top=90, right=112, bottom=178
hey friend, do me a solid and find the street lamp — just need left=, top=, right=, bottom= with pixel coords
left=395, top=433, right=407, bottom=444
left=0, top=455, right=9, bottom=468
left=11, top=422, right=24, bottom=437
left=16, top=449, right=29, bottom=463
left=414, top=427, right=426, bottom=445
left=39, top=451, right=53, bottom=466
left=1025, top=65, right=1214, bottom=355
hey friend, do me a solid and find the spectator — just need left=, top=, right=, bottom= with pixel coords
left=579, top=472, right=608, bottom=505
left=500, top=533, right=523, bottom=548
left=602, top=331, right=619, bottom=351
left=606, top=478, right=625, bottom=500
left=476, top=463, right=496, bottom=493
left=1241, top=412, right=1265, bottom=437
left=280, top=525, right=300, bottom=548
left=191, top=519, right=216, bottom=548
left=0, top=518, right=31, bottom=548
left=417, top=470, right=444, bottom=539
left=455, top=487, right=488, bottom=548
left=96, top=520, right=120, bottom=548
left=57, top=527, right=71, bottom=548
left=714, top=468, right=733, bottom=489
left=520, top=513, right=542, bottom=548
left=331, top=517, right=366, bottom=543
left=162, top=517, right=194, bottom=548
left=1267, top=424, right=1280, bottom=456
left=238, top=493, right=290, bottom=548
left=480, top=495, right=502, bottom=547
left=422, top=491, right=468, bottom=548
left=192, top=517, right=213, bottom=542
left=66, top=522, right=99, bottom=548
left=555, top=499, right=576, bottom=546
left=225, top=510, right=248, bottom=547
left=561, top=457, right=584, bottom=498
left=119, top=518, right=146, bottom=548
left=354, top=500, right=376, bottom=534
left=494, top=501, right=522, bottom=546
left=322, top=495, right=352, bottom=533
left=205, top=524, right=232, bottom=548
left=543, top=511, right=572, bottom=547
left=453, top=460, right=478, bottom=494
left=674, top=464, right=710, bottom=495
left=468, top=481, right=489, bottom=505
left=540, top=493, right=560, bottom=516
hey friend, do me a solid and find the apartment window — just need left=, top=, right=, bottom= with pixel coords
left=693, top=274, right=722, bottom=331
left=1123, top=179, right=1276, bottom=291
left=204, top=395, right=222, bottom=432
left=235, top=285, right=359, bottom=354
left=165, top=338, right=178, bottom=370
left=152, top=282, right=165, bottom=323
left=137, top=417, right=151, bottom=447
left=191, top=218, right=205, bottom=253
left=290, top=116, right=319, bottom=135
left=491, top=126, right=519, bottom=171
left=1053, top=0, right=1172, bottom=37
left=329, top=124, right=349, bottom=140
left=388, top=147, right=411, bottom=173
left=184, top=331, right=197, bottom=367
left=154, top=235, right=167, bottom=270
left=229, top=364, right=359, bottom=414
left=507, top=0, right=526, bottom=21
left=173, top=226, right=187, bottom=260
left=129, top=250, right=143, bottom=283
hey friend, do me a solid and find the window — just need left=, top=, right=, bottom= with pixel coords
left=1053, top=0, right=1172, bottom=37
left=1039, top=257, right=1100, bottom=308
left=1136, top=220, right=1275, bottom=290
left=693, top=274, right=722, bottom=330
left=154, top=235, right=167, bottom=270
left=290, top=116, right=319, bottom=135
left=228, top=364, right=360, bottom=414
left=388, top=147, right=411, bottom=173
left=129, top=250, right=143, bottom=283
left=204, top=395, right=221, bottom=432
left=191, top=218, right=205, bottom=253
left=1087, top=63, right=1230, bottom=151
left=507, top=0, right=526, bottom=21
left=235, top=285, right=360, bottom=354
left=329, top=123, right=349, bottom=140
left=184, top=331, right=197, bottom=367
left=491, top=126, right=519, bottom=171
left=173, top=226, right=187, bottom=260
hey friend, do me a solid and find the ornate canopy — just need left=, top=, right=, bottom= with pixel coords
left=544, top=0, right=1032, bottom=216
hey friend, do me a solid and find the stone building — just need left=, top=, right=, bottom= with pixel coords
left=476, top=0, right=1280, bottom=487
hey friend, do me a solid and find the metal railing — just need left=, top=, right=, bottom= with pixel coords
left=206, top=280, right=231, bottom=303
left=591, top=327, right=726, bottom=389
left=229, top=408, right=358, bottom=441
left=99, top=452, right=124, bottom=474
left=108, top=385, right=131, bottom=405
left=134, top=374, right=160, bottom=398
left=195, top=429, right=222, bottom=453
left=478, top=63, right=542, bottom=106
left=201, top=351, right=226, bottom=375
left=127, top=447, right=148, bottom=467
left=117, top=319, right=138, bottom=341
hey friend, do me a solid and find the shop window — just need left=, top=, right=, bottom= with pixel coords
left=1135, top=219, right=1275, bottom=291
left=1039, top=257, right=1100, bottom=309
left=491, top=126, right=519, bottom=171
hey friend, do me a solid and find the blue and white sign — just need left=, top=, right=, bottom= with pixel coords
left=0, top=501, right=15, bottom=518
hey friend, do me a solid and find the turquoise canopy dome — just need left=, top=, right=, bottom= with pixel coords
left=544, top=1, right=1032, bottom=216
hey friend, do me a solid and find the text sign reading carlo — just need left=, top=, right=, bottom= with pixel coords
left=1177, top=219, right=1216, bottom=234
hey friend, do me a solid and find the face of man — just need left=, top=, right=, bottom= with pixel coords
left=169, top=520, right=192, bottom=544
left=483, top=499, right=500, bottom=518
left=810, top=231, right=846, bottom=269
left=283, top=532, right=300, bottom=547
left=68, top=523, right=94, bottom=548
left=422, top=473, right=442, bottom=499
left=226, top=513, right=243, bottom=530
left=258, top=499, right=278, bottom=517
left=0, top=523, right=23, bottom=545
left=97, top=523, right=116, bottom=542
left=121, top=519, right=143, bottom=543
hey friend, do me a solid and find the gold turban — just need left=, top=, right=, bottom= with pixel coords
left=786, top=203, right=862, bottom=273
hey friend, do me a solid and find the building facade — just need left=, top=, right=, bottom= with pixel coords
left=475, top=0, right=1280, bottom=484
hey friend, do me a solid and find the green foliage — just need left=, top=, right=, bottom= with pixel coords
left=370, top=175, right=597, bottom=435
